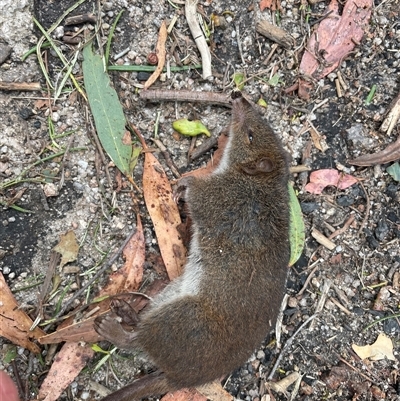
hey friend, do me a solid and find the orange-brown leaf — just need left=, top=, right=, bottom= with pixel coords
left=143, top=152, right=186, bottom=280
left=0, top=273, right=45, bottom=354
left=143, top=21, right=167, bottom=90
left=38, top=342, right=93, bottom=401
left=260, top=0, right=282, bottom=12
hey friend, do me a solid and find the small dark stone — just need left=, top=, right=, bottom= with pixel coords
left=0, top=43, right=11, bottom=65
left=19, top=108, right=34, bottom=120
left=353, top=307, right=364, bottom=315
left=337, top=195, right=355, bottom=207
left=301, top=202, right=319, bottom=214
left=375, top=219, right=389, bottom=241
left=386, top=184, right=398, bottom=199
left=137, top=72, right=152, bottom=81
left=383, top=316, right=400, bottom=335
left=387, top=211, right=399, bottom=222
left=283, top=308, right=298, bottom=316
left=366, top=235, right=379, bottom=249
left=33, top=120, right=41, bottom=129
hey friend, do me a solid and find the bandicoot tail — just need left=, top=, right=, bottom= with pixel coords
left=101, top=371, right=171, bottom=401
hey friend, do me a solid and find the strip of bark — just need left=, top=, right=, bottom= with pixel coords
left=256, top=19, right=295, bottom=49
left=185, top=0, right=212, bottom=79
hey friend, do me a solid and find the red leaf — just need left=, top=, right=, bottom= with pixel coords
left=305, top=169, right=357, bottom=194
left=298, top=0, right=372, bottom=99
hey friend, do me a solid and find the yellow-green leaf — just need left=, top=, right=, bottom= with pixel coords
left=233, top=72, right=245, bottom=90
left=172, top=119, right=211, bottom=137
left=288, top=183, right=305, bottom=266
left=257, top=98, right=267, bottom=108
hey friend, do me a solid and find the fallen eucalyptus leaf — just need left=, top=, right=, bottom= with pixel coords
left=288, top=184, right=305, bottom=266
left=82, top=44, right=132, bottom=176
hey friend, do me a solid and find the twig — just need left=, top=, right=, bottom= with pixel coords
left=140, top=89, right=231, bottom=106
left=329, top=297, right=352, bottom=315
left=33, top=251, right=61, bottom=329
left=267, top=314, right=318, bottom=380
left=336, top=355, right=378, bottom=385
left=235, top=23, right=245, bottom=64
left=0, top=82, right=42, bottom=91
left=11, top=360, right=24, bottom=400
left=309, top=10, right=334, bottom=27
left=64, top=13, right=96, bottom=25
left=357, top=181, right=370, bottom=235
left=275, top=294, right=289, bottom=349
left=190, top=135, right=219, bottom=161
left=297, top=260, right=321, bottom=296
left=256, top=19, right=295, bottom=49
left=185, top=0, right=212, bottom=79
left=311, top=228, right=336, bottom=250
left=152, top=138, right=181, bottom=178
left=328, top=214, right=355, bottom=240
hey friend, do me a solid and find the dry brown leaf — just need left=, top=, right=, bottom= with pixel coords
left=197, top=381, right=233, bottom=401
left=161, top=388, right=207, bottom=401
left=143, top=151, right=186, bottom=280
left=143, top=20, right=167, bottom=90
left=38, top=342, right=94, bottom=401
left=298, top=0, right=372, bottom=99
left=260, top=0, right=282, bottom=12
left=53, top=230, right=79, bottom=268
left=39, top=214, right=145, bottom=344
left=352, top=333, right=396, bottom=361
left=0, top=273, right=45, bottom=353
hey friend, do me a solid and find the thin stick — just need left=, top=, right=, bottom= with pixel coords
left=185, top=0, right=212, bottom=79
left=357, top=181, right=370, bottom=235
left=235, top=23, right=245, bottom=64
left=267, top=314, right=318, bottom=380
left=140, top=89, right=231, bottom=106
left=0, top=82, right=42, bottom=91
left=152, top=138, right=181, bottom=178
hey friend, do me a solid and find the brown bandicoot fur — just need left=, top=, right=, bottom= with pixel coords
left=95, top=93, right=290, bottom=401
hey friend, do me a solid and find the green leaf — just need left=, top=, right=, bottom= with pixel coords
left=82, top=44, right=132, bottom=176
left=172, top=119, right=211, bottom=137
left=288, top=183, right=305, bottom=266
left=257, top=98, right=267, bottom=108
left=387, top=162, right=400, bottom=182
left=268, top=73, right=282, bottom=87
left=233, top=72, right=245, bottom=90
left=3, top=346, right=17, bottom=364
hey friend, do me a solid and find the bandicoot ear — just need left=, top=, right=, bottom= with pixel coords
left=240, top=157, right=275, bottom=175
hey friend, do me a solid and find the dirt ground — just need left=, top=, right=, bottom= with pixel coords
left=0, top=0, right=399, bottom=400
